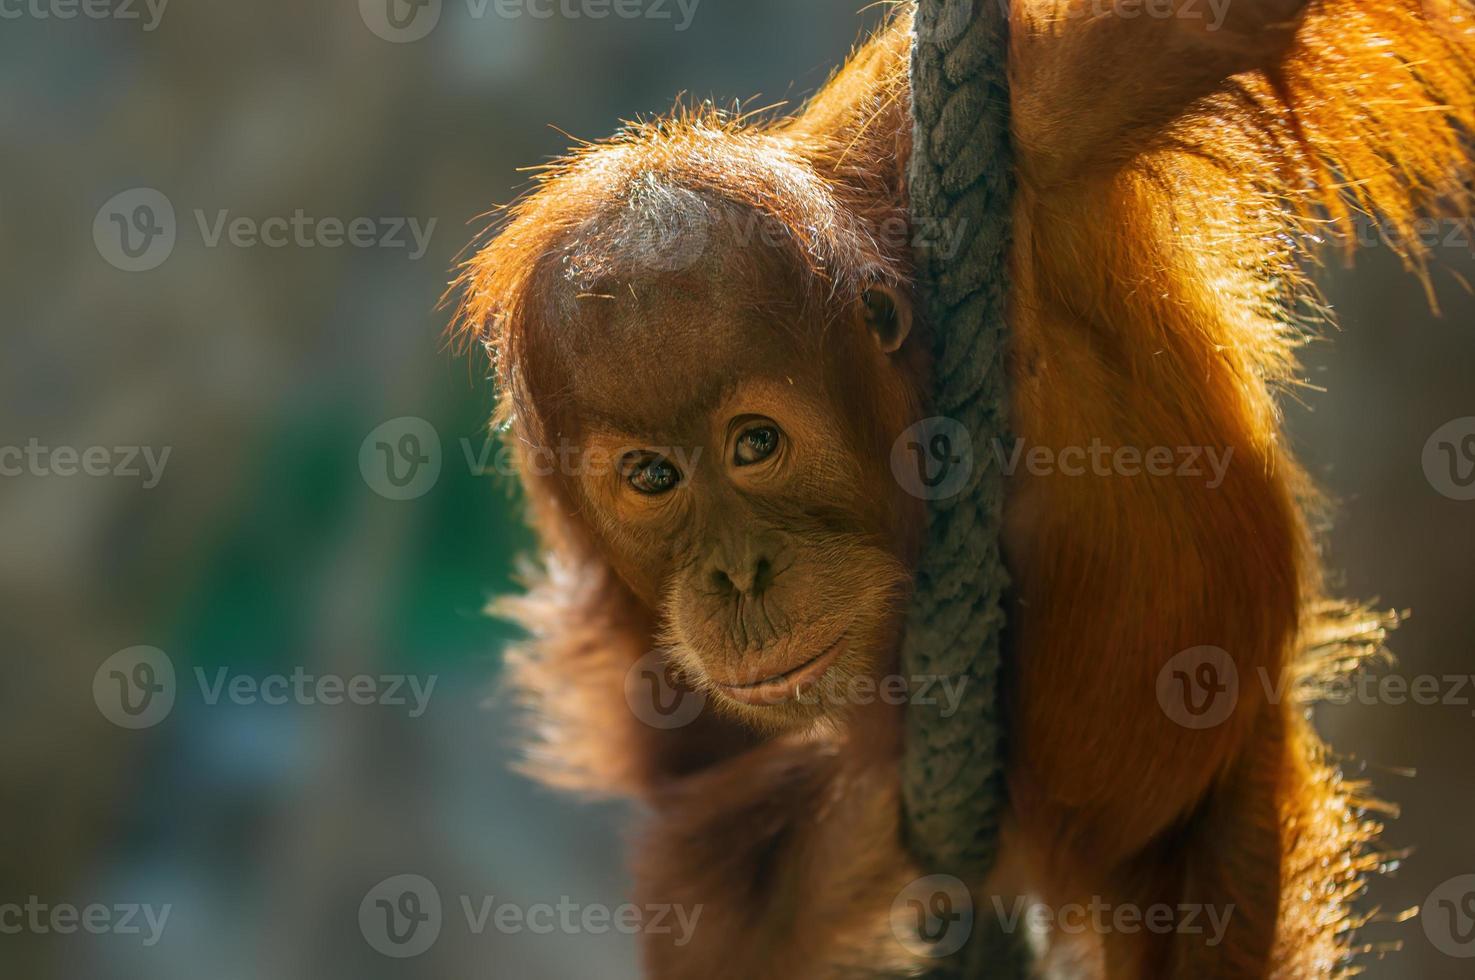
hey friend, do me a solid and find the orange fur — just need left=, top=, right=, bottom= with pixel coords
left=1004, top=2, right=1471, bottom=972
left=451, top=2, right=1475, bottom=975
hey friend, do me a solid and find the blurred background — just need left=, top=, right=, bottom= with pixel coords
left=0, top=1, right=1471, bottom=977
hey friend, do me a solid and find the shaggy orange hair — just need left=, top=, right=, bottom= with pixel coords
left=450, top=2, right=1474, bottom=975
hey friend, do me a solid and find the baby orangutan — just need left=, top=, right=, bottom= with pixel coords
left=452, top=1, right=1475, bottom=976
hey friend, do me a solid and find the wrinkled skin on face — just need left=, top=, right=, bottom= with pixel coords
left=537, top=246, right=925, bottom=731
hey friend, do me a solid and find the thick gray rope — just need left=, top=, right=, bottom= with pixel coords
left=901, top=0, right=1023, bottom=972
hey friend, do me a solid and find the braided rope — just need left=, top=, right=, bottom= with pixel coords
left=901, top=0, right=1022, bottom=972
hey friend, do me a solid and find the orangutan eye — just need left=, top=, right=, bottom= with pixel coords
left=624, top=454, right=682, bottom=495
left=734, top=424, right=781, bottom=466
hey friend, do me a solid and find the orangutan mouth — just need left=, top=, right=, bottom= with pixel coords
left=712, top=636, right=848, bottom=706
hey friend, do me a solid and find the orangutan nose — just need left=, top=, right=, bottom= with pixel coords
left=705, top=539, right=778, bottom=598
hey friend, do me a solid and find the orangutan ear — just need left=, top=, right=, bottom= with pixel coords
left=861, top=283, right=912, bottom=354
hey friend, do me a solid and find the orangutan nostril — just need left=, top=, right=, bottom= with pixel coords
left=709, top=567, right=736, bottom=596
